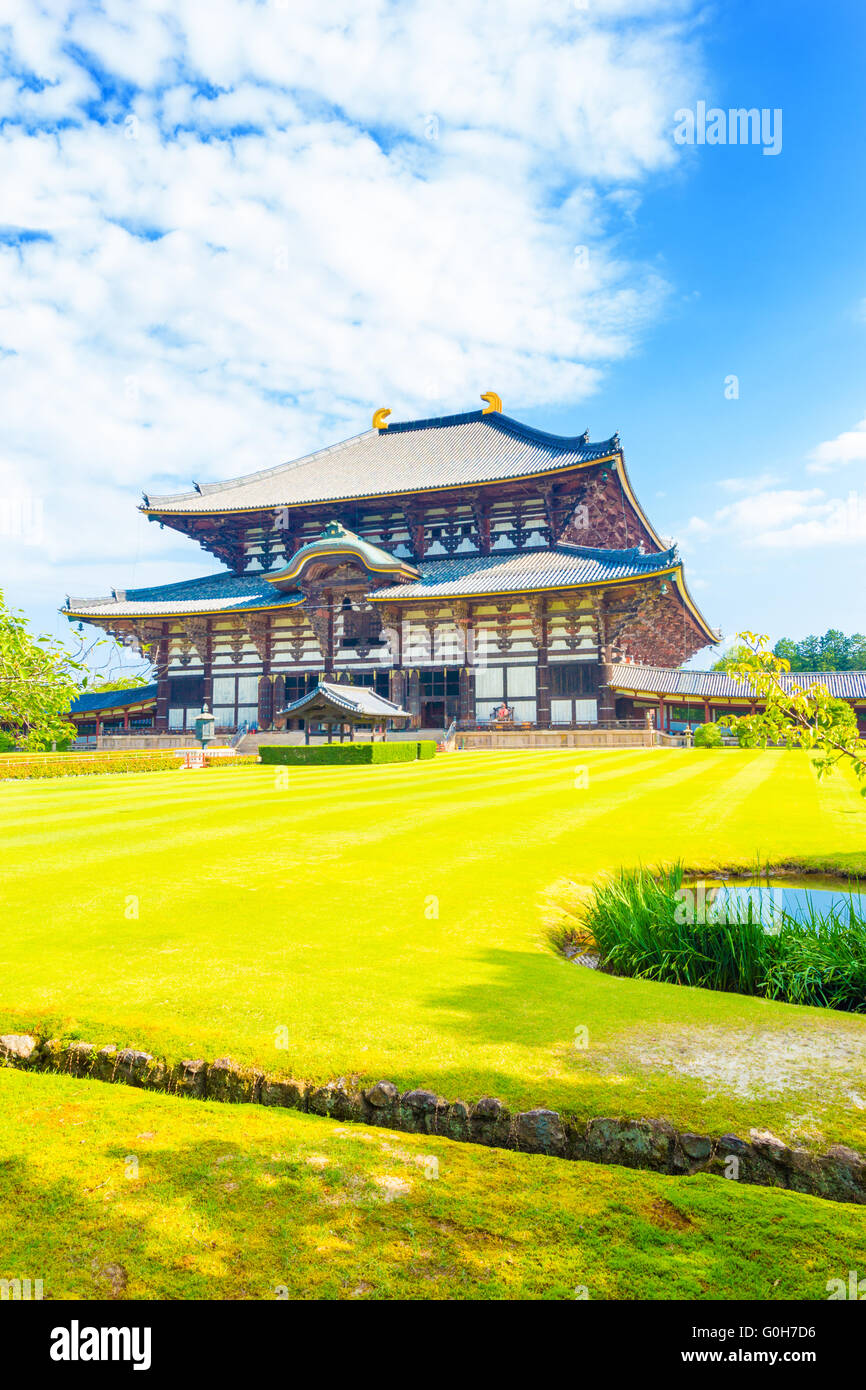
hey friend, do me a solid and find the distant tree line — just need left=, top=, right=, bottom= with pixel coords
left=713, top=630, right=866, bottom=672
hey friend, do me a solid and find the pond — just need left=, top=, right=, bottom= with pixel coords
left=694, top=876, right=866, bottom=929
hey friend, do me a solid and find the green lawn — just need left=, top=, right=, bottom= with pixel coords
left=3, top=748, right=866, bottom=1149
left=2, top=1067, right=864, bottom=1301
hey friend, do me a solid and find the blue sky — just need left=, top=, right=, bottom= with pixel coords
left=1, top=0, right=864, bottom=671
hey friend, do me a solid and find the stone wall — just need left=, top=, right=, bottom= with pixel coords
left=2, top=1032, right=864, bottom=1204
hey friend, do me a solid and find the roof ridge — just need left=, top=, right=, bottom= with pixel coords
left=388, top=408, right=618, bottom=455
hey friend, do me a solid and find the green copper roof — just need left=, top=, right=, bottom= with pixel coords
left=266, top=520, right=419, bottom=590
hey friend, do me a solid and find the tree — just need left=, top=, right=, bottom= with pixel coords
left=772, top=630, right=866, bottom=671
left=693, top=721, right=723, bottom=748
left=85, top=674, right=152, bottom=693
left=711, top=642, right=756, bottom=672
left=0, top=592, right=86, bottom=749
left=719, top=631, right=866, bottom=794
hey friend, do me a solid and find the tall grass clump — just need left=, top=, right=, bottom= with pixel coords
left=570, top=864, right=866, bottom=1012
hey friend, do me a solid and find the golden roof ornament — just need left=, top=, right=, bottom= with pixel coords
left=480, top=391, right=502, bottom=414
left=372, top=407, right=391, bottom=430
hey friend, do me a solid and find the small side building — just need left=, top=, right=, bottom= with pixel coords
left=280, top=680, right=410, bottom=742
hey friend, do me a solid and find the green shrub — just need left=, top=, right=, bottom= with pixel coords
left=203, top=754, right=259, bottom=768
left=569, top=863, right=866, bottom=1012
left=416, top=740, right=437, bottom=760
left=0, top=731, right=17, bottom=752
left=259, top=741, right=420, bottom=766
left=0, top=749, right=182, bottom=779
left=693, top=722, right=723, bottom=748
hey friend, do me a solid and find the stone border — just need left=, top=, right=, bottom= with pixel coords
left=2, top=1031, right=864, bottom=1205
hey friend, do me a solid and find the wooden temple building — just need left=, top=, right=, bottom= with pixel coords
left=66, top=395, right=862, bottom=740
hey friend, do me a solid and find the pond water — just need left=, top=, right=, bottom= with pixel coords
left=693, top=876, right=866, bottom=928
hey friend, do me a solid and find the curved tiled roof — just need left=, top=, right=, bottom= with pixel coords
left=267, top=521, right=419, bottom=588
left=609, top=664, right=866, bottom=699
left=281, top=681, right=409, bottom=719
left=64, top=572, right=303, bottom=619
left=371, top=544, right=679, bottom=601
left=142, top=411, right=621, bottom=515
left=64, top=544, right=688, bottom=622
left=69, top=683, right=158, bottom=715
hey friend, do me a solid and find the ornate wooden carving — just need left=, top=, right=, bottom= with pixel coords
left=538, top=483, right=569, bottom=543
left=222, top=616, right=246, bottom=663
left=526, top=596, right=545, bottom=649
left=560, top=466, right=658, bottom=552
left=246, top=615, right=270, bottom=662
left=561, top=599, right=589, bottom=652
left=493, top=599, right=513, bottom=652
left=125, top=619, right=163, bottom=656
left=440, top=509, right=462, bottom=555
left=285, top=611, right=306, bottom=663
left=303, top=594, right=331, bottom=662
left=468, top=495, right=491, bottom=554
left=176, top=617, right=209, bottom=664
left=402, top=503, right=427, bottom=559
left=507, top=504, right=531, bottom=551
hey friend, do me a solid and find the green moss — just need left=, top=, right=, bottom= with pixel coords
left=2, top=1069, right=864, bottom=1301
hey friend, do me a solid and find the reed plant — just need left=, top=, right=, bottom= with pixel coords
left=571, top=864, right=866, bottom=1012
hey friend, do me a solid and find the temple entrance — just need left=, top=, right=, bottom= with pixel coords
left=419, top=669, right=460, bottom=726
left=422, top=698, right=446, bottom=727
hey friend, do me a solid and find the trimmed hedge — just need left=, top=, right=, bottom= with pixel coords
left=202, top=754, right=259, bottom=768
left=260, top=740, right=435, bottom=766
left=0, top=749, right=183, bottom=780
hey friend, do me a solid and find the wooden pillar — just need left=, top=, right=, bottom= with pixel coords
left=123, top=710, right=129, bottom=731
left=257, top=616, right=273, bottom=730
left=595, top=607, right=615, bottom=724
left=657, top=696, right=665, bottom=732
left=202, top=619, right=213, bottom=713
left=326, top=590, right=335, bottom=675
left=703, top=699, right=710, bottom=725
left=304, top=719, right=310, bottom=745
left=458, top=666, right=475, bottom=723
left=407, top=669, right=421, bottom=729
left=597, top=662, right=615, bottom=723
left=155, top=623, right=170, bottom=732
left=536, top=599, right=550, bottom=729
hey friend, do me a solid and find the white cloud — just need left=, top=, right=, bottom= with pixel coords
left=807, top=415, right=866, bottom=473
left=717, top=471, right=783, bottom=494
left=0, top=0, right=706, bottom=618
left=684, top=487, right=866, bottom=552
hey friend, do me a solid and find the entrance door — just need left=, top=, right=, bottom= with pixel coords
left=422, top=699, right=446, bottom=727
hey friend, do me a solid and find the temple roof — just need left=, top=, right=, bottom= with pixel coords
left=370, top=543, right=680, bottom=600
left=63, top=542, right=711, bottom=627
left=609, top=664, right=866, bottom=699
left=64, top=571, right=303, bottom=618
left=142, top=410, right=622, bottom=515
left=69, top=683, right=158, bottom=715
left=282, top=681, right=409, bottom=721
